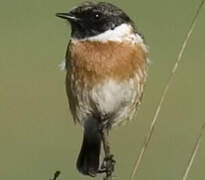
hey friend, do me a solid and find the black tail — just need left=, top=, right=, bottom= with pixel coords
left=76, top=117, right=101, bottom=177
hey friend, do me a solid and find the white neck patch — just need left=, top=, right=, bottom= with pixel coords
left=71, top=23, right=144, bottom=45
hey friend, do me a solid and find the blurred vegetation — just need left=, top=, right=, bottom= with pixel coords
left=0, top=0, right=204, bottom=180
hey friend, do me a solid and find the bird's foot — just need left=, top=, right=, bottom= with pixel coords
left=98, top=154, right=116, bottom=176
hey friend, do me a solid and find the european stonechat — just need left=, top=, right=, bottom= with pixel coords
left=56, top=1, right=148, bottom=177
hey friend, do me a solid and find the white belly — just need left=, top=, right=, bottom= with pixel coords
left=75, top=76, right=143, bottom=126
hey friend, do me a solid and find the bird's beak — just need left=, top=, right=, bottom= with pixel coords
left=56, top=12, right=80, bottom=22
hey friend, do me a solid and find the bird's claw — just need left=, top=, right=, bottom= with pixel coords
left=99, top=154, right=116, bottom=175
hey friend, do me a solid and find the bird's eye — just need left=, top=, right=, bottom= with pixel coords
left=95, top=13, right=100, bottom=19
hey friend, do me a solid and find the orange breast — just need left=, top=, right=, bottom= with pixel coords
left=67, top=40, right=148, bottom=87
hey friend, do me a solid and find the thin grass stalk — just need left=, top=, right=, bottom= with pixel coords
left=182, top=122, right=205, bottom=180
left=129, top=1, right=205, bottom=180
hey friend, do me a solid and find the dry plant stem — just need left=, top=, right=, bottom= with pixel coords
left=101, top=128, right=113, bottom=180
left=50, top=171, right=61, bottom=180
left=182, top=122, right=205, bottom=180
left=129, top=1, right=205, bottom=180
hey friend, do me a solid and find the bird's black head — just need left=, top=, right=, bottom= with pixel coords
left=56, top=2, right=134, bottom=39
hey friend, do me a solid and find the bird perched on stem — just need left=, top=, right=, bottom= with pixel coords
left=56, top=1, right=149, bottom=178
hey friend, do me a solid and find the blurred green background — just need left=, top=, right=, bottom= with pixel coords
left=0, top=0, right=204, bottom=179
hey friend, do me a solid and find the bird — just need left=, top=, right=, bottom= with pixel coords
left=56, top=1, right=149, bottom=177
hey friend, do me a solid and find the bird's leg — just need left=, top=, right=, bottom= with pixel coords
left=98, top=125, right=116, bottom=180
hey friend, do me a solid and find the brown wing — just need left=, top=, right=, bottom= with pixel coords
left=65, top=41, right=78, bottom=123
